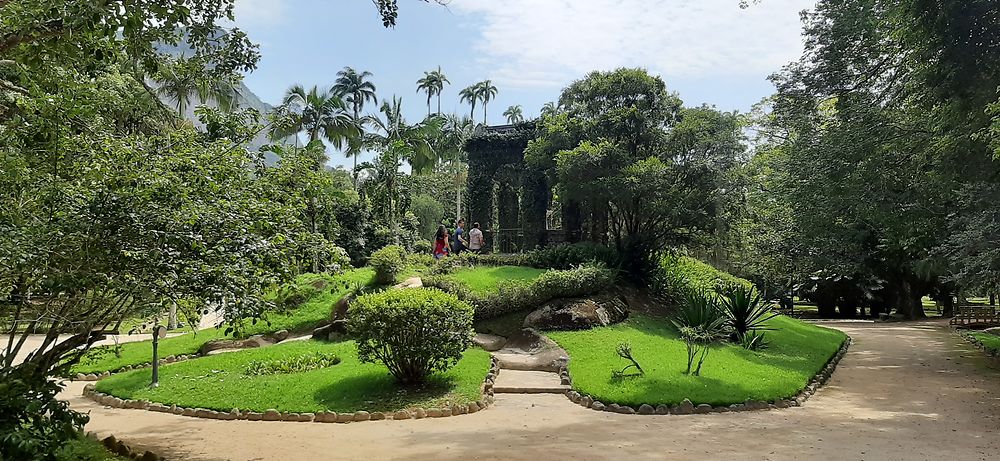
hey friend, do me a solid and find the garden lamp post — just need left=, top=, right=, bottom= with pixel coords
left=151, top=325, right=167, bottom=388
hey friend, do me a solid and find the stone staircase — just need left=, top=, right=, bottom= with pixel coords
left=486, top=328, right=572, bottom=395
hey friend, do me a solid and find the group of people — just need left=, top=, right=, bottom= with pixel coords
left=433, top=219, right=485, bottom=259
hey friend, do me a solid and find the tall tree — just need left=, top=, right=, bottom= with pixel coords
left=503, top=104, right=524, bottom=124
left=270, top=84, right=358, bottom=152
left=416, top=67, right=447, bottom=116
left=333, top=66, right=378, bottom=181
left=459, top=85, right=479, bottom=121
left=476, top=80, right=498, bottom=124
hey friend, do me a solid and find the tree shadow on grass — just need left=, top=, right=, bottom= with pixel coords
left=311, top=371, right=465, bottom=414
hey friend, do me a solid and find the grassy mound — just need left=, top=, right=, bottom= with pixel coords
left=547, top=315, right=846, bottom=407
left=72, top=268, right=373, bottom=375
left=94, top=339, right=489, bottom=413
left=445, top=265, right=546, bottom=295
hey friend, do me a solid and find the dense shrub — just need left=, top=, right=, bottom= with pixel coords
left=718, top=283, right=778, bottom=348
left=1, top=370, right=88, bottom=460
left=244, top=352, right=341, bottom=376
left=410, top=194, right=446, bottom=239
left=370, top=245, right=405, bottom=285
left=425, top=263, right=616, bottom=320
left=523, top=243, right=622, bottom=270
left=349, top=288, right=474, bottom=384
left=654, top=255, right=753, bottom=305
left=413, top=239, right=433, bottom=255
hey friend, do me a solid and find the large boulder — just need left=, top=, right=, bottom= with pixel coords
left=331, top=294, right=353, bottom=322
left=198, top=335, right=272, bottom=355
left=473, top=333, right=507, bottom=351
left=523, top=295, right=629, bottom=331
left=493, top=328, right=569, bottom=372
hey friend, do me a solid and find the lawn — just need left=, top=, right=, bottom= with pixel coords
left=970, top=332, right=1000, bottom=354
left=446, top=265, right=546, bottom=295
left=546, top=315, right=847, bottom=407
left=94, top=339, right=490, bottom=414
left=72, top=268, right=374, bottom=375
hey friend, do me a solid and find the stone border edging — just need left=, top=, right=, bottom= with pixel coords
left=563, top=336, right=852, bottom=415
left=74, top=354, right=200, bottom=381
left=956, top=329, right=1000, bottom=358
left=87, top=432, right=164, bottom=461
left=81, top=356, right=500, bottom=424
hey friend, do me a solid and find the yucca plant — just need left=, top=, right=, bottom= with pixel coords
left=718, top=284, right=779, bottom=349
left=671, top=289, right=728, bottom=375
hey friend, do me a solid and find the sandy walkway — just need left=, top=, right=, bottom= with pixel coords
left=61, top=320, right=1000, bottom=461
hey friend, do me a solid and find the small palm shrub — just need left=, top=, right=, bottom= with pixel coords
left=671, top=289, right=727, bottom=376
left=370, top=244, right=405, bottom=285
left=718, top=283, right=778, bottom=349
left=349, top=288, right=474, bottom=384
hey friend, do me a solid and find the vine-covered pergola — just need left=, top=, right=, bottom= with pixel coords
left=465, top=123, right=591, bottom=252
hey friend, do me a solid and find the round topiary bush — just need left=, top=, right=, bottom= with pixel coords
left=349, top=288, right=474, bottom=384
left=369, top=244, right=405, bottom=285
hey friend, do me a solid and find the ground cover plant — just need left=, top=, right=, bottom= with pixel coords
left=445, top=266, right=546, bottom=295
left=94, top=339, right=490, bottom=414
left=546, top=315, right=846, bottom=407
left=72, top=269, right=373, bottom=375
left=970, top=332, right=1000, bottom=355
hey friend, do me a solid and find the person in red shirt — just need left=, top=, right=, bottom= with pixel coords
left=433, top=225, right=451, bottom=259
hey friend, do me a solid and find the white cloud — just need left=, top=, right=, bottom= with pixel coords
left=450, top=0, right=814, bottom=89
left=234, top=0, right=289, bottom=28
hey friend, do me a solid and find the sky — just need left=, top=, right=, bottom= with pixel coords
left=232, top=0, right=817, bottom=168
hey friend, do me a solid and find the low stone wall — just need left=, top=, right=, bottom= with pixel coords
left=89, top=432, right=163, bottom=461
left=564, top=336, right=853, bottom=415
left=73, top=354, right=199, bottom=381
left=82, top=356, right=501, bottom=424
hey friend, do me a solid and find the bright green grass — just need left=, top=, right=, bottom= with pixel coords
left=547, top=315, right=847, bottom=407
left=72, top=269, right=374, bottom=375
left=970, top=332, right=1000, bottom=354
left=446, top=265, right=546, bottom=295
left=95, top=340, right=490, bottom=413
left=55, top=437, right=128, bottom=461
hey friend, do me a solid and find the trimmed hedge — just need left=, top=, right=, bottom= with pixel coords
left=349, top=288, right=475, bottom=384
left=425, top=263, right=616, bottom=320
left=370, top=245, right=406, bottom=285
left=655, top=255, right=753, bottom=305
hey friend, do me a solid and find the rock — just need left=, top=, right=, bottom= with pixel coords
left=523, top=294, right=629, bottom=330
left=655, top=404, right=670, bottom=415
left=477, top=400, right=488, bottom=409
left=616, top=405, right=636, bottom=415
left=580, top=396, right=594, bottom=408
left=86, top=373, right=99, bottom=381
left=393, top=277, right=423, bottom=289
left=268, top=329, right=290, bottom=342
left=675, top=399, right=695, bottom=415
left=370, top=412, right=385, bottom=421
left=105, top=397, right=122, bottom=407
left=314, top=411, right=336, bottom=423
left=83, top=383, right=95, bottom=394
left=195, top=408, right=214, bottom=418
left=560, top=376, right=572, bottom=385
left=331, top=294, right=354, bottom=322
left=493, top=328, right=569, bottom=372
left=413, top=408, right=427, bottom=419
left=440, top=407, right=453, bottom=417
left=426, top=408, right=442, bottom=418
left=199, top=335, right=273, bottom=355
left=246, top=412, right=262, bottom=421
left=312, top=323, right=334, bottom=340
left=473, top=333, right=507, bottom=351
left=102, top=435, right=117, bottom=450
left=607, top=403, right=621, bottom=412
left=76, top=373, right=86, bottom=380
left=336, top=413, right=354, bottom=423
left=567, top=391, right=581, bottom=403
left=590, top=401, right=605, bottom=411
left=262, top=409, right=281, bottom=421
left=638, top=404, right=655, bottom=415
left=695, top=404, right=713, bottom=414
left=393, top=410, right=411, bottom=420
left=139, top=451, right=160, bottom=461
left=467, top=402, right=480, bottom=413
left=452, top=404, right=466, bottom=415
left=299, top=412, right=315, bottom=422
left=353, top=411, right=370, bottom=421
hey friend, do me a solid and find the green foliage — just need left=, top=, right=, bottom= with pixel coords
left=370, top=245, right=406, bottom=285
left=244, top=352, right=341, bottom=376
left=54, top=437, right=128, bottom=461
left=94, top=339, right=489, bottom=414
left=413, top=239, right=434, bottom=255
left=547, top=315, right=846, bottom=407
left=718, top=284, right=779, bottom=345
left=1, top=369, right=89, bottom=460
left=410, top=194, right=446, bottom=239
left=523, top=243, right=622, bottom=270
left=655, top=255, right=753, bottom=305
left=72, top=329, right=229, bottom=375
left=349, top=288, right=474, bottom=384
left=671, top=289, right=728, bottom=376
left=426, top=264, right=615, bottom=320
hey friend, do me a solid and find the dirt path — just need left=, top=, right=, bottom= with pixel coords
left=61, top=320, right=1000, bottom=461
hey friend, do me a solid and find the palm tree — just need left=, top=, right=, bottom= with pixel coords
left=416, top=67, right=448, bottom=116
left=503, top=105, right=524, bottom=124
left=269, top=84, right=357, bottom=153
left=476, top=79, right=498, bottom=125
left=441, top=114, right=475, bottom=218
left=333, top=67, right=378, bottom=181
left=540, top=101, right=558, bottom=117
left=155, top=57, right=240, bottom=117
left=459, top=85, right=479, bottom=121
left=367, top=96, right=441, bottom=174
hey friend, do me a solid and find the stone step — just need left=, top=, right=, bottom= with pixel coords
left=492, top=369, right=571, bottom=394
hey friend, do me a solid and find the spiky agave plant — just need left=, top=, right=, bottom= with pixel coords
left=718, top=283, right=779, bottom=348
left=671, top=289, right=727, bottom=375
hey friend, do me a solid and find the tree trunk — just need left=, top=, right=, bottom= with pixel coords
left=891, top=278, right=926, bottom=319
left=942, top=295, right=955, bottom=318
left=167, top=301, right=178, bottom=330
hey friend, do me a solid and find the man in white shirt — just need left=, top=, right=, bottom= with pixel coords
left=468, top=222, right=484, bottom=253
